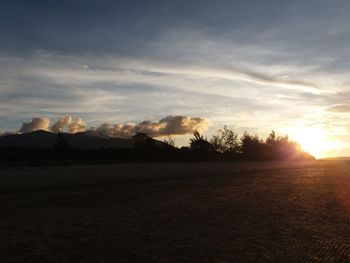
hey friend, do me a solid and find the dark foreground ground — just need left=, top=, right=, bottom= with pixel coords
left=1, top=161, right=350, bottom=262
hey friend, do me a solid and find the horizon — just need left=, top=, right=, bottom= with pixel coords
left=0, top=122, right=340, bottom=160
left=2, top=1, right=350, bottom=158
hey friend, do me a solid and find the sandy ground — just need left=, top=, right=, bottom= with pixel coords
left=1, top=161, right=350, bottom=262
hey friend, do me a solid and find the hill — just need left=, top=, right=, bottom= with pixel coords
left=0, top=130, right=138, bottom=149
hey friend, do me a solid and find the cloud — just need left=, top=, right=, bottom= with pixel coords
left=15, top=115, right=207, bottom=138
left=29, top=56, right=321, bottom=94
left=68, top=117, right=86, bottom=133
left=19, top=117, right=50, bottom=133
left=92, top=115, right=208, bottom=138
left=92, top=123, right=136, bottom=138
left=51, top=116, right=87, bottom=134
left=17, top=116, right=86, bottom=134
left=327, top=104, right=350, bottom=112
left=51, top=115, right=72, bottom=132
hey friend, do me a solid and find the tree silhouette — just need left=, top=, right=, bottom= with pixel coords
left=133, top=132, right=157, bottom=153
left=190, top=130, right=213, bottom=152
left=264, top=130, right=302, bottom=160
left=0, top=126, right=315, bottom=166
left=163, top=135, right=175, bottom=147
left=211, top=126, right=240, bottom=154
left=266, top=130, right=277, bottom=146
left=240, top=132, right=264, bottom=160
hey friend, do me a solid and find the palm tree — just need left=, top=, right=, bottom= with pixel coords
left=190, top=130, right=213, bottom=152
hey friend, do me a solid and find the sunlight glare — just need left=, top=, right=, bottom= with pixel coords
left=284, top=127, right=341, bottom=159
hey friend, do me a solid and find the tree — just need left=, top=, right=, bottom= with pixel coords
left=189, top=130, right=213, bottom=152
left=265, top=130, right=301, bottom=160
left=240, top=132, right=264, bottom=160
left=266, top=130, right=277, bottom=146
left=163, top=135, right=175, bottom=147
left=210, top=126, right=240, bottom=154
left=133, top=132, right=156, bottom=152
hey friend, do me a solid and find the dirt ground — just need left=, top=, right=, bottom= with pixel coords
left=1, top=161, right=350, bottom=262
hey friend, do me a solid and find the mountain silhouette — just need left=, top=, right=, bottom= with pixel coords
left=0, top=130, right=142, bottom=149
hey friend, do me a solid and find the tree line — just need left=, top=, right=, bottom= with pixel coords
left=0, top=128, right=314, bottom=166
left=183, top=127, right=313, bottom=161
left=132, top=127, right=313, bottom=161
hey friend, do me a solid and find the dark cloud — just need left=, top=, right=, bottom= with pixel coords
left=0, top=0, right=184, bottom=55
left=1, top=0, right=348, bottom=58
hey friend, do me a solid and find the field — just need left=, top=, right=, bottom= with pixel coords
left=1, top=161, right=350, bottom=262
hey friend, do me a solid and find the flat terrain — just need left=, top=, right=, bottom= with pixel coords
left=1, top=161, right=350, bottom=262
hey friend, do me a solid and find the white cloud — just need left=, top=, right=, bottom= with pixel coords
left=91, top=115, right=208, bottom=138
left=16, top=115, right=208, bottom=138
left=51, top=115, right=72, bottom=132
left=19, top=117, right=50, bottom=133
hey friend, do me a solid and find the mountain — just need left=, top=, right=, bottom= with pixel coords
left=0, top=130, right=137, bottom=149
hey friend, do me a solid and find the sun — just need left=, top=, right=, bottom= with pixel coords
left=284, top=127, right=341, bottom=159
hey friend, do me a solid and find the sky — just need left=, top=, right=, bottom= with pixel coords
left=1, top=0, right=350, bottom=158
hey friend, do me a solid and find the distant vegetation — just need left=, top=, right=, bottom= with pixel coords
left=184, top=128, right=313, bottom=161
left=0, top=128, right=314, bottom=166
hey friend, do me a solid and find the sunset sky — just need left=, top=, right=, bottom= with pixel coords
left=1, top=0, right=350, bottom=158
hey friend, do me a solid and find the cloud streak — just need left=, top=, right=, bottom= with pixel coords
left=28, top=56, right=321, bottom=94
left=327, top=104, right=350, bottom=113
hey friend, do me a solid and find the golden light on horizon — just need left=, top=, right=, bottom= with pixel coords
left=284, top=127, right=341, bottom=159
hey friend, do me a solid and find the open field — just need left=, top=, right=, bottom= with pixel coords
left=1, top=161, right=350, bottom=262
